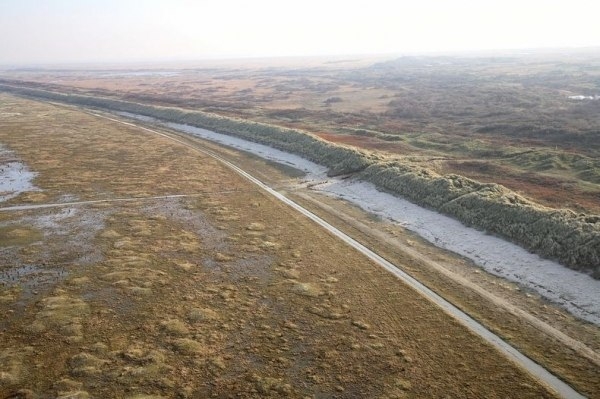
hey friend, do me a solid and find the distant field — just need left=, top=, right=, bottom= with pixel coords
left=1, top=95, right=571, bottom=398
left=2, top=51, right=599, bottom=215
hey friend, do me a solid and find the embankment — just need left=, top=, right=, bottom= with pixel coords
left=1, top=83, right=598, bottom=277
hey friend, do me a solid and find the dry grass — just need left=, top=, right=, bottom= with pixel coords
left=286, top=188, right=600, bottom=397
left=28, top=293, right=90, bottom=342
left=0, top=94, right=572, bottom=397
left=0, top=226, right=41, bottom=246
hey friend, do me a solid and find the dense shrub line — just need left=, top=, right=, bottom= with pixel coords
left=0, top=85, right=373, bottom=175
left=2, top=84, right=598, bottom=277
left=360, top=163, right=600, bottom=275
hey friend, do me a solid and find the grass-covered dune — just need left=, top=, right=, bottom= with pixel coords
left=2, top=84, right=599, bottom=277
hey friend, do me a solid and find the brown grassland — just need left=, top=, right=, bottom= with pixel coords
left=0, top=94, right=586, bottom=398
left=2, top=52, right=599, bottom=213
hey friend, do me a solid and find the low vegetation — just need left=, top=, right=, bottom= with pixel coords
left=1, top=84, right=598, bottom=277
left=361, top=163, right=600, bottom=274
left=1, top=95, right=567, bottom=397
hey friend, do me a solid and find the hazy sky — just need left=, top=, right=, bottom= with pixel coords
left=1, top=0, right=599, bottom=65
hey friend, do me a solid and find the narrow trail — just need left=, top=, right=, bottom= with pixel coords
left=0, top=194, right=201, bottom=211
left=59, top=109, right=587, bottom=398
left=0, top=192, right=243, bottom=212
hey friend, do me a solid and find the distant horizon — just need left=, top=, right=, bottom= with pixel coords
left=2, top=0, right=600, bottom=66
left=2, top=45, right=600, bottom=70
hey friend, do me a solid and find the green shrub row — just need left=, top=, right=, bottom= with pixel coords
left=2, top=84, right=598, bottom=277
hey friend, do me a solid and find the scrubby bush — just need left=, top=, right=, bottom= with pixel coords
left=361, top=162, right=600, bottom=275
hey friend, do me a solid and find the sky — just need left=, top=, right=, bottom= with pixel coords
left=1, top=0, right=599, bottom=65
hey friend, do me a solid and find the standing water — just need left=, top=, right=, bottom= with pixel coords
left=0, top=145, right=38, bottom=203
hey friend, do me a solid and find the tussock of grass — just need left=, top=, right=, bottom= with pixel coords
left=246, top=222, right=266, bottom=231
left=279, top=268, right=300, bottom=280
left=214, top=252, right=233, bottom=262
left=99, top=229, right=121, bottom=239
left=259, top=240, right=280, bottom=250
left=292, top=282, right=322, bottom=297
left=187, top=307, right=219, bottom=322
left=207, top=356, right=226, bottom=371
left=247, top=374, right=293, bottom=396
left=307, top=306, right=346, bottom=320
left=0, top=347, right=33, bottom=385
left=116, top=346, right=169, bottom=384
left=393, top=377, right=413, bottom=392
left=0, top=287, right=20, bottom=304
left=351, top=320, right=371, bottom=330
left=29, top=294, right=89, bottom=342
left=160, top=319, right=190, bottom=336
left=172, top=338, right=208, bottom=355
left=174, top=260, right=195, bottom=271
left=54, top=379, right=89, bottom=399
left=17, top=191, right=48, bottom=203
left=67, top=276, right=90, bottom=286
left=69, top=352, right=108, bottom=377
left=90, top=342, right=109, bottom=353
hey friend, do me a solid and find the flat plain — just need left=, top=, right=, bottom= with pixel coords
left=0, top=94, right=572, bottom=398
left=1, top=49, right=600, bottom=398
left=3, top=51, right=599, bottom=214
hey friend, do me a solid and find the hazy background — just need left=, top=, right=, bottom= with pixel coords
left=1, top=0, right=599, bottom=65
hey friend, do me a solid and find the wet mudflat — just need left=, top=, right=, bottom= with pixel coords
left=0, top=145, right=38, bottom=202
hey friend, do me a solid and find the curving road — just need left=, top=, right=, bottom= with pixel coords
left=87, top=111, right=586, bottom=399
